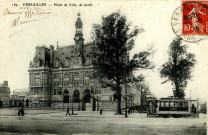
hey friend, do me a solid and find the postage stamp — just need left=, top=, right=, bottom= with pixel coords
left=171, top=1, right=208, bottom=42
left=182, top=1, right=208, bottom=35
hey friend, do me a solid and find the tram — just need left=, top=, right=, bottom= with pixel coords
left=147, top=97, right=198, bottom=117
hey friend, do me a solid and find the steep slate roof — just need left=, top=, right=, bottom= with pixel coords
left=52, top=43, right=93, bottom=67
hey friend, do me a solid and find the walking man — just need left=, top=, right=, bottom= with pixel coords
left=100, top=108, right=102, bottom=115
left=18, top=108, right=21, bottom=116
left=66, top=107, right=70, bottom=116
left=21, top=107, right=24, bottom=116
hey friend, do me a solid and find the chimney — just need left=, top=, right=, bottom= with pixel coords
left=4, top=81, right=8, bottom=87
left=50, top=45, right=54, bottom=67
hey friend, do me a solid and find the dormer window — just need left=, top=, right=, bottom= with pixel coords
left=55, top=58, right=59, bottom=68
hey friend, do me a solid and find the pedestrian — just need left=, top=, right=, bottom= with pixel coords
left=18, top=108, right=21, bottom=116
left=192, top=104, right=195, bottom=113
left=66, top=107, right=70, bottom=116
left=128, top=108, right=130, bottom=115
left=194, top=107, right=196, bottom=114
left=21, top=107, right=24, bottom=116
left=100, top=108, right=102, bottom=115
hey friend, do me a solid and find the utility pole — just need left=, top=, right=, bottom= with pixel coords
left=190, top=90, right=191, bottom=113
left=125, top=78, right=128, bottom=118
left=72, top=95, right=74, bottom=114
left=124, top=53, right=128, bottom=118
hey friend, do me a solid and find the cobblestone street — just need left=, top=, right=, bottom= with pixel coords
left=0, top=108, right=206, bottom=135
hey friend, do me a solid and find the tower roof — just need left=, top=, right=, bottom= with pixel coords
left=75, top=13, right=82, bottom=26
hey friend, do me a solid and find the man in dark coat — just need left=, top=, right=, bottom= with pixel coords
left=100, top=108, right=102, bottom=115
left=66, top=107, right=70, bottom=116
left=18, top=108, right=21, bottom=116
left=21, top=107, right=24, bottom=116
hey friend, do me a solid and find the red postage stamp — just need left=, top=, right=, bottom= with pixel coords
left=182, top=1, right=208, bottom=35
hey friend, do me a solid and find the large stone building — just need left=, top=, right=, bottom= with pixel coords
left=28, top=13, right=141, bottom=111
left=0, top=81, right=10, bottom=107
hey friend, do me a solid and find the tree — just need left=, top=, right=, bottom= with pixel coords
left=136, top=74, right=154, bottom=111
left=199, top=102, right=206, bottom=114
left=91, top=12, right=152, bottom=114
left=160, top=38, right=196, bottom=98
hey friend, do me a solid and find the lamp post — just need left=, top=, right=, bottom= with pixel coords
left=72, top=95, right=74, bottom=114
left=68, top=96, right=69, bottom=108
left=57, top=98, right=59, bottom=109
left=190, top=90, right=192, bottom=113
left=54, top=98, right=55, bottom=110
left=124, top=53, right=128, bottom=118
left=91, top=86, right=95, bottom=111
left=97, top=96, right=99, bottom=111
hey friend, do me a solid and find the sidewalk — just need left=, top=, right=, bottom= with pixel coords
left=0, top=108, right=146, bottom=119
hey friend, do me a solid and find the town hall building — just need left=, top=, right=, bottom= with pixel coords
left=28, top=13, right=141, bottom=111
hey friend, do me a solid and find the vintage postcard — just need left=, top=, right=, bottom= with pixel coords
left=0, top=0, right=207, bottom=135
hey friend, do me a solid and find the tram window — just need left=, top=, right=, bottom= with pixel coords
left=174, top=102, right=178, bottom=107
left=160, top=101, right=164, bottom=107
left=164, top=101, right=169, bottom=107
left=169, top=101, right=174, bottom=107
left=179, top=102, right=183, bottom=107
left=184, top=102, right=188, bottom=107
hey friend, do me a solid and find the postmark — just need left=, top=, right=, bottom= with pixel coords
left=171, top=1, right=208, bottom=42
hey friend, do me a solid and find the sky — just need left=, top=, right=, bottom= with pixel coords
left=0, top=0, right=207, bottom=102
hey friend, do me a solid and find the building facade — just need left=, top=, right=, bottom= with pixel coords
left=10, top=89, right=29, bottom=107
left=28, top=13, right=141, bottom=111
left=0, top=81, right=10, bottom=107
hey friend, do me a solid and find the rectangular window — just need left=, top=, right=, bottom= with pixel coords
left=63, top=79, right=69, bottom=86
left=160, top=101, right=164, bottom=107
left=85, top=77, right=90, bottom=86
left=179, top=101, right=183, bottom=107
left=164, top=101, right=169, bottom=107
left=95, top=80, right=99, bottom=85
left=95, top=87, right=101, bottom=94
left=174, top=102, right=178, bottom=107
left=184, top=102, right=188, bottom=107
left=69, top=72, right=73, bottom=86
left=170, top=101, right=174, bottom=107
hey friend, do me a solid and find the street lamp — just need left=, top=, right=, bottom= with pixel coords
left=124, top=53, right=128, bottom=118
left=97, top=96, right=99, bottom=111
left=91, top=86, right=95, bottom=111
left=68, top=96, right=69, bottom=108
left=71, top=95, right=74, bottom=114
left=54, top=98, right=55, bottom=110
left=57, top=98, right=59, bottom=109
left=190, top=90, right=192, bottom=113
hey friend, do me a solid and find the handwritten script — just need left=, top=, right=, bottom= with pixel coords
left=3, top=8, right=51, bottom=27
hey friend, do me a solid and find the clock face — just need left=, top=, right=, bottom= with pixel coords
left=76, top=36, right=79, bottom=40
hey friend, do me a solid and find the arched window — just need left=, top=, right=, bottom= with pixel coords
left=84, top=89, right=91, bottom=103
left=64, top=90, right=69, bottom=94
left=55, top=58, right=59, bottom=68
left=65, top=57, right=70, bottom=67
left=73, top=90, right=80, bottom=103
left=58, top=89, right=62, bottom=95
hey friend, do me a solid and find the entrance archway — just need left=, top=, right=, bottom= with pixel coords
left=63, top=90, right=69, bottom=103
left=84, top=89, right=91, bottom=103
left=0, top=100, right=2, bottom=108
left=73, top=90, right=80, bottom=103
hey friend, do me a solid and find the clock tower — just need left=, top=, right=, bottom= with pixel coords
left=73, top=13, right=84, bottom=66
left=74, top=13, right=84, bottom=46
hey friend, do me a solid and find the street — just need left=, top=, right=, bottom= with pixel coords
left=0, top=108, right=206, bottom=135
